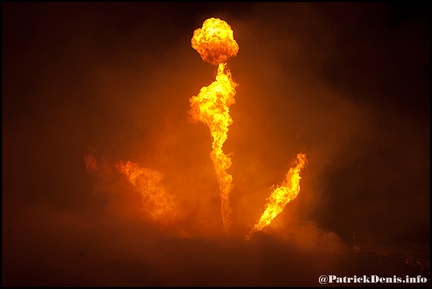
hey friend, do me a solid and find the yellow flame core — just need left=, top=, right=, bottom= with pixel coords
left=116, top=160, right=176, bottom=223
left=191, top=17, right=239, bottom=65
left=247, top=153, right=307, bottom=239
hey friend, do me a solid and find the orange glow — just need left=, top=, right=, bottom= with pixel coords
left=189, top=18, right=239, bottom=232
left=84, top=153, right=99, bottom=175
left=191, top=17, right=239, bottom=65
left=84, top=17, right=308, bottom=237
left=246, top=153, right=307, bottom=239
left=116, top=160, right=177, bottom=224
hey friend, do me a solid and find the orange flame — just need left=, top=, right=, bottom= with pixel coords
left=246, top=153, right=307, bottom=239
left=191, top=17, right=239, bottom=65
left=190, top=18, right=239, bottom=232
left=116, top=160, right=176, bottom=224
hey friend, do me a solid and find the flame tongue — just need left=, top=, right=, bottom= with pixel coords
left=247, top=153, right=307, bottom=239
left=191, top=17, right=239, bottom=65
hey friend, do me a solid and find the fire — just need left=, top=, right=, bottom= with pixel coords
left=189, top=18, right=239, bottom=232
left=191, top=17, right=239, bottom=65
left=246, top=153, right=307, bottom=239
left=116, top=160, right=176, bottom=224
left=84, top=17, right=309, bottom=238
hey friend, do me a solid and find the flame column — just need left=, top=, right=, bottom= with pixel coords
left=189, top=18, right=239, bottom=232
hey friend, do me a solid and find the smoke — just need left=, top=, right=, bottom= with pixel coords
left=225, top=2, right=430, bottom=241
left=3, top=2, right=429, bottom=286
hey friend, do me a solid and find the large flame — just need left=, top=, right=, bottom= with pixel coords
left=246, top=153, right=307, bottom=239
left=116, top=160, right=177, bottom=224
left=189, top=18, right=239, bottom=232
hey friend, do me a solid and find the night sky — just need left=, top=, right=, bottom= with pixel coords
left=3, top=2, right=430, bottom=286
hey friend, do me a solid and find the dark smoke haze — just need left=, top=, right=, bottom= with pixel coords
left=3, top=2, right=430, bottom=286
